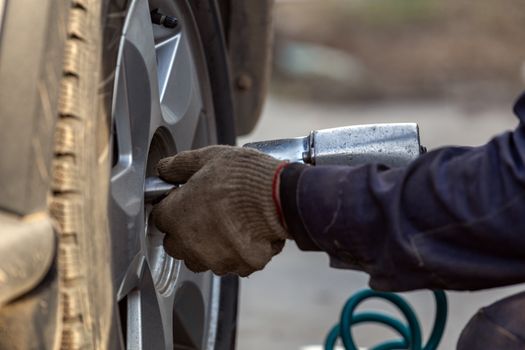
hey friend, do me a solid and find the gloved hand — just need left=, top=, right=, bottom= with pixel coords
left=153, top=145, right=288, bottom=276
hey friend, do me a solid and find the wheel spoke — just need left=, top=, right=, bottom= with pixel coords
left=110, top=0, right=164, bottom=289
left=126, top=268, right=166, bottom=350
left=126, top=290, right=143, bottom=350
left=110, top=58, right=143, bottom=285
left=205, top=276, right=222, bottom=350
left=156, top=34, right=182, bottom=104
left=154, top=25, right=205, bottom=152
left=156, top=29, right=201, bottom=122
left=157, top=292, right=176, bottom=349
left=120, top=0, right=163, bottom=140
left=117, top=252, right=145, bottom=301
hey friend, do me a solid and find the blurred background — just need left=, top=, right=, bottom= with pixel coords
left=237, top=0, right=525, bottom=349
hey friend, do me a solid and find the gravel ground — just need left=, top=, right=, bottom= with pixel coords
left=236, top=95, right=524, bottom=350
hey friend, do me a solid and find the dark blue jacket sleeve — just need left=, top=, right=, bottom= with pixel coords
left=280, top=93, right=525, bottom=292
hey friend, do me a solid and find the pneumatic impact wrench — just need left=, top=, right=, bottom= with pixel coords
left=144, top=123, right=425, bottom=203
left=143, top=123, right=447, bottom=350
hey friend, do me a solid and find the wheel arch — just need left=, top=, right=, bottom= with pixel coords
left=217, top=0, right=274, bottom=137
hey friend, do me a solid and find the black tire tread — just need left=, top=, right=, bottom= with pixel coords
left=51, top=0, right=108, bottom=349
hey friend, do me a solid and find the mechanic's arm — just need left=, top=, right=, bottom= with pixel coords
left=283, top=98, right=525, bottom=292
left=154, top=95, right=525, bottom=291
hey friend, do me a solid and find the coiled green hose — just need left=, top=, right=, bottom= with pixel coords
left=325, top=290, right=448, bottom=350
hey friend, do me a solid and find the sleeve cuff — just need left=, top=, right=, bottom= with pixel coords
left=280, top=163, right=322, bottom=251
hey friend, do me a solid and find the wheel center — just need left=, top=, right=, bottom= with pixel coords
left=144, top=130, right=180, bottom=296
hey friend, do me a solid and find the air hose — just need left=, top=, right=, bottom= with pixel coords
left=325, top=290, right=448, bottom=350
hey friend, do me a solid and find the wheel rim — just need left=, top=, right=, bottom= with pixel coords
left=108, top=1, right=220, bottom=349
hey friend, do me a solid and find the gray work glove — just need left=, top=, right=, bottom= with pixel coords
left=153, top=145, right=288, bottom=277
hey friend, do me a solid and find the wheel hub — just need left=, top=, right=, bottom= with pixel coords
left=144, top=131, right=181, bottom=296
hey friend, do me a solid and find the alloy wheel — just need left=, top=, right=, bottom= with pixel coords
left=109, top=0, right=220, bottom=348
